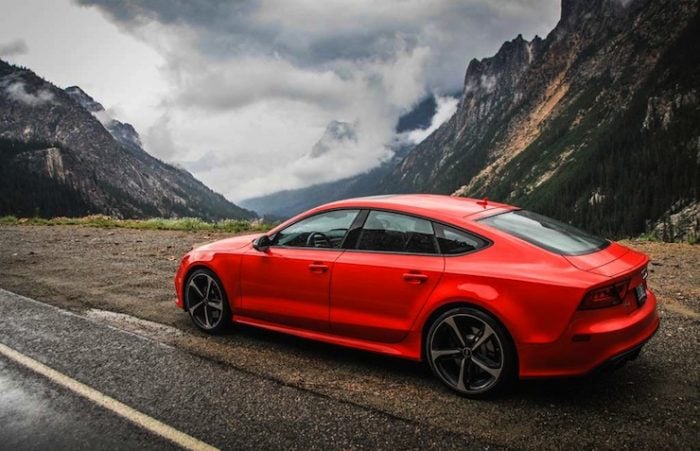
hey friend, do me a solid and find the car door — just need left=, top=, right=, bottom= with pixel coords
left=330, top=210, right=445, bottom=342
left=240, top=209, right=360, bottom=332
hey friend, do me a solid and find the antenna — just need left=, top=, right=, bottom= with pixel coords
left=476, top=197, right=489, bottom=207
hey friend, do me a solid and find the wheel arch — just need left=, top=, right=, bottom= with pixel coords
left=420, top=300, right=518, bottom=365
left=181, top=263, right=221, bottom=312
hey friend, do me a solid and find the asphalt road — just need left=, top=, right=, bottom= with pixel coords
left=0, top=289, right=490, bottom=450
left=0, top=357, right=175, bottom=450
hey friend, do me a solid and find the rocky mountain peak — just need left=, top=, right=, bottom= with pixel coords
left=64, top=85, right=142, bottom=150
left=463, top=34, right=541, bottom=97
left=309, top=120, right=357, bottom=158
left=64, top=86, right=105, bottom=113
left=455, top=32, right=542, bottom=135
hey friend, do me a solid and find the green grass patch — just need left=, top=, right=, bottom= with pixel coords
left=0, top=215, right=273, bottom=233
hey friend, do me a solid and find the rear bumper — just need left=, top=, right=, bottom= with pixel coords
left=594, top=338, right=647, bottom=372
left=519, top=290, right=659, bottom=378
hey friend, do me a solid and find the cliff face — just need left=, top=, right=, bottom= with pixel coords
left=380, top=0, right=699, bottom=238
left=65, top=86, right=144, bottom=152
left=0, top=61, right=254, bottom=220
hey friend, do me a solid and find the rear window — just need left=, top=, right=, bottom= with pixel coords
left=479, top=210, right=609, bottom=256
left=433, top=223, right=487, bottom=255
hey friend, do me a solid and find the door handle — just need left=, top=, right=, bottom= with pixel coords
left=308, top=262, right=329, bottom=273
left=402, top=272, right=428, bottom=284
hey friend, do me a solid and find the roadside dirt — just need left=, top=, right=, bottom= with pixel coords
left=1, top=225, right=698, bottom=449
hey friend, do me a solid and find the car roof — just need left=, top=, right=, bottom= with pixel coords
left=318, top=194, right=516, bottom=221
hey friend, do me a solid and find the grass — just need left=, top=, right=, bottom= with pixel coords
left=0, top=215, right=273, bottom=233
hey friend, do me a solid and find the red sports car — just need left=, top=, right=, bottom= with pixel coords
left=174, top=195, right=659, bottom=397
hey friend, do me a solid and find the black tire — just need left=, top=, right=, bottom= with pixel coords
left=184, top=268, right=232, bottom=334
left=425, top=306, right=517, bottom=398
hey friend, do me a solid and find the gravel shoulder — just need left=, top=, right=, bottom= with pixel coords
left=1, top=225, right=698, bottom=449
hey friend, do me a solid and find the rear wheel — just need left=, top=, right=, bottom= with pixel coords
left=425, top=307, right=517, bottom=398
left=185, top=268, right=231, bottom=334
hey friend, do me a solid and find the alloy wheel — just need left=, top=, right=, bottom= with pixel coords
left=428, top=312, right=505, bottom=395
left=186, top=272, right=225, bottom=331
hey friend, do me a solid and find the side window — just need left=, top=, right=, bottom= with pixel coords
left=271, top=209, right=359, bottom=248
left=356, top=211, right=438, bottom=254
left=434, top=223, right=487, bottom=255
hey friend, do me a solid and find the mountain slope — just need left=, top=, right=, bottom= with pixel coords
left=380, top=0, right=699, bottom=239
left=0, top=60, right=255, bottom=220
left=239, top=150, right=407, bottom=219
left=239, top=141, right=414, bottom=219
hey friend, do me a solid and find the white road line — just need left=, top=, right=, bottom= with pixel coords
left=0, top=342, right=219, bottom=451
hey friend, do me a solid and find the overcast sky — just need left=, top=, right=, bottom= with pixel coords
left=0, top=0, right=560, bottom=201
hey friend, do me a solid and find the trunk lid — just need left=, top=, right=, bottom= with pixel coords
left=564, top=242, right=647, bottom=277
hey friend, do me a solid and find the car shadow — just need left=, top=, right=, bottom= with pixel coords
left=218, top=322, right=430, bottom=376
left=207, top=320, right=663, bottom=407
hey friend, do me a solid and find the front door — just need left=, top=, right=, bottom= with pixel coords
left=240, top=209, right=360, bottom=332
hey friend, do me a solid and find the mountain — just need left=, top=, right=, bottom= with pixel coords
left=0, top=60, right=255, bottom=220
left=240, top=146, right=411, bottom=220
left=309, top=120, right=357, bottom=158
left=239, top=131, right=415, bottom=219
left=240, top=93, right=456, bottom=218
left=380, top=0, right=699, bottom=240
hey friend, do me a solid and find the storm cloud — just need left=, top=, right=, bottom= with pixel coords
left=74, top=0, right=560, bottom=201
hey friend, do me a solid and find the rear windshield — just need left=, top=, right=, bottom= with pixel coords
left=479, top=210, right=609, bottom=256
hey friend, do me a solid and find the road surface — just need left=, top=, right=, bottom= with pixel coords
left=0, top=289, right=488, bottom=450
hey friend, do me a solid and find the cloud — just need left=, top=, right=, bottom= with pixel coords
left=0, top=39, right=29, bottom=57
left=144, top=113, right=181, bottom=160
left=404, top=94, right=460, bottom=144
left=2, top=80, right=55, bottom=106
left=173, top=57, right=353, bottom=112
left=79, top=0, right=559, bottom=92
left=75, top=0, right=561, bottom=200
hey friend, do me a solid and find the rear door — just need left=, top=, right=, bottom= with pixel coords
left=330, top=210, right=444, bottom=342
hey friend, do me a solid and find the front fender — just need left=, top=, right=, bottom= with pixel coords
left=175, top=252, right=243, bottom=313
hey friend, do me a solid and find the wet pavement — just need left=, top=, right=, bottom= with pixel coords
left=0, top=357, right=174, bottom=450
left=0, top=289, right=486, bottom=450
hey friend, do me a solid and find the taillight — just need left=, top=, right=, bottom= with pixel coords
left=579, top=280, right=630, bottom=310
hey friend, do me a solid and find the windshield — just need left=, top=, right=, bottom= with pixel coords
left=479, top=210, right=609, bottom=256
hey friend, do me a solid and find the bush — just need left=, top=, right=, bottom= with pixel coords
left=0, top=216, right=272, bottom=233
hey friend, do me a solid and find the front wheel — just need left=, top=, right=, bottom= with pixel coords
left=425, top=307, right=517, bottom=398
left=184, top=268, right=232, bottom=334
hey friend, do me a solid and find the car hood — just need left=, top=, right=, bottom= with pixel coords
left=564, top=241, right=647, bottom=277
left=194, top=233, right=265, bottom=252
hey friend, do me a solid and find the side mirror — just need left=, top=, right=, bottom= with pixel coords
left=252, top=235, right=271, bottom=252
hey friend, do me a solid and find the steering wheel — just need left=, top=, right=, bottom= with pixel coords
left=306, top=231, right=333, bottom=248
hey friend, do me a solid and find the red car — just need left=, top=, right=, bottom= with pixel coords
left=174, top=195, right=659, bottom=397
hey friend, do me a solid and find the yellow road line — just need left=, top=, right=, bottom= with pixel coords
left=0, top=342, right=218, bottom=451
